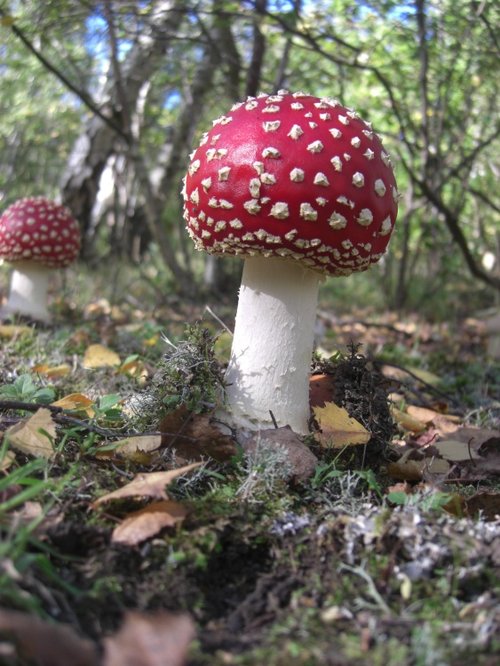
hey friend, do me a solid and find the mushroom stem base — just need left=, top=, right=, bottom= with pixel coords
left=223, top=256, right=320, bottom=434
left=3, top=262, right=51, bottom=322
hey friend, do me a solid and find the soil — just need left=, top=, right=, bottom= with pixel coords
left=2, top=328, right=499, bottom=665
left=25, top=475, right=498, bottom=666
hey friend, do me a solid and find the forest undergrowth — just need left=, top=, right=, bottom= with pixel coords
left=0, top=282, right=499, bottom=666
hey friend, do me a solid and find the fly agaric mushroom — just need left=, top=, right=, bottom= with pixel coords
left=183, top=91, right=398, bottom=434
left=0, top=197, right=81, bottom=322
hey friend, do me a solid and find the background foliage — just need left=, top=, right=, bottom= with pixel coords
left=0, top=0, right=498, bottom=315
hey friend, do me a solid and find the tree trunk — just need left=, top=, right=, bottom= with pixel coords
left=60, top=0, right=185, bottom=252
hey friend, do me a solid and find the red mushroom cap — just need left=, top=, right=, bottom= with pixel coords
left=183, top=91, right=398, bottom=276
left=0, top=197, right=81, bottom=268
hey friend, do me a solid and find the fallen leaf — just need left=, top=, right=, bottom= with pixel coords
left=52, top=393, right=95, bottom=417
left=406, top=405, right=461, bottom=424
left=160, top=407, right=237, bottom=462
left=425, top=457, right=450, bottom=475
left=313, top=402, right=371, bottom=448
left=119, top=357, right=148, bottom=379
left=84, top=299, right=111, bottom=317
left=32, top=363, right=71, bottom=378
left=457, top=427, right=500, bottom=450
left=309, top=373, right=335, bottom=408
left=91, top=462, right=201, bottom=508
left=0, top=449, right=16, bottom=471
left=433, top=439, right=481, bottom=462
left=103, top=611, right=195, bottom=666
left=83, top=343, right=121, bottom=369
left=0, top=608, right=98, bottom=666
left=387, top=453, right=450, bottom=481
left=409, top=368, right=441, bottom=385
left=387, top=459, right=425, bottom=482
left=0, top=324, right=33, bottom=338
left=144, top=334, right=160, bottom=347
left=414, top=427, right=440, bottom=447
left=5, top=408, right=56, bottom=458
left=463, top=492, right=500, bottom=520
left=386, top=482, right=412, bottom=496
left=391, top=406, right=427, bottom=433
left=432, top=414, right=460, bottom=437
left=112, top=500, right=187, bottom=546
left=97, top=435, right=162, bottom=461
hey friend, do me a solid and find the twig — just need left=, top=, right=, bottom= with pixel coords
left=0, top=400, right=119, bottom=436
left=371, top=360, right=460, bottom=406
left=339, top=563, right=392, bottom=615
left=269, top=410, right=278, bottom=429
left=204, top=305, right=233, bottom=336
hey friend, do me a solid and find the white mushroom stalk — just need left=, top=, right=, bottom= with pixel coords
left=4, top=261, right=51, bottom=322
left=224, top=256, right=320, bottom=434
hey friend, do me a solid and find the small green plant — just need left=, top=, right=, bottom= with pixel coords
left=130, top=324, right=224, bottom=430
left=0, top=441, right=79, bottom=613
left=93, top=394, right=124, bottom=423
left=0, top=374, right=55, bottom=404
left=387, top=489, right=453, bottom=511
left=310, top=461, right=344, bottom=489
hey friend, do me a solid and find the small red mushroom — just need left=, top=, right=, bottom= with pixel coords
left=183, top=91, right=398, bottom=433
left=0, top=197, right=81, bottom=322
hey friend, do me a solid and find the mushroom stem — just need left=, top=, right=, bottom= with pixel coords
left=3, top=262, right=51, bottom=322
left=224, top=256, right=320, bottom=434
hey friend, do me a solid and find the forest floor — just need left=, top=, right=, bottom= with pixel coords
left=0, top=291, right=499, bottom=665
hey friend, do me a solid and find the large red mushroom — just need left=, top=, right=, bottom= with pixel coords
left=183, top=91, right=398, bottom=434
left=0, top=197, right=81, bottom=322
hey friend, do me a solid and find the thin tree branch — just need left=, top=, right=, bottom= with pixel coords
left=0, top=7, right=128, bottom=142
left=400, top=153, right=500, bottom=291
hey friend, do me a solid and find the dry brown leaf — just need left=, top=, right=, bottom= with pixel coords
left=106, top=435, right=162, bottom=459
left=0, top=608, right=98, bottom=666
left=32, top=363, right=71, bottom=378
left=83, top=343, right=121, bottom=369
left=425, top=457, right=451, bottom=475
left=455, top=427, right=500, bottom=449
left=463, top=492, right=500, bottom=520
left=118, top=358, right=148, bottom=380
left=91, top=462, right=201, bottom=508
left=313, top=402, right=371, bottom=448
left=103, top=611, right=195, bottom=666
left=433, top=439, right=481, bottom=462
left=5, top=408, right=56, bottom=458
left=0, top=449, right=15, bottom=471
left=52, top=393, right=95, bottom=417
left=160, top=407, right=237, bottom=462
left=309, top=373, right=335, bottom=408
left=391, top=406, right=427, bottom=433
left=388, top=453, right=450, bottom=481
left=406, top=405, right=461, bottom=424
left=387, top=459, right=425, bottom=482
left=432, top=414, right=460, bottom=437
left=112, top=500, right=187, bottom=546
